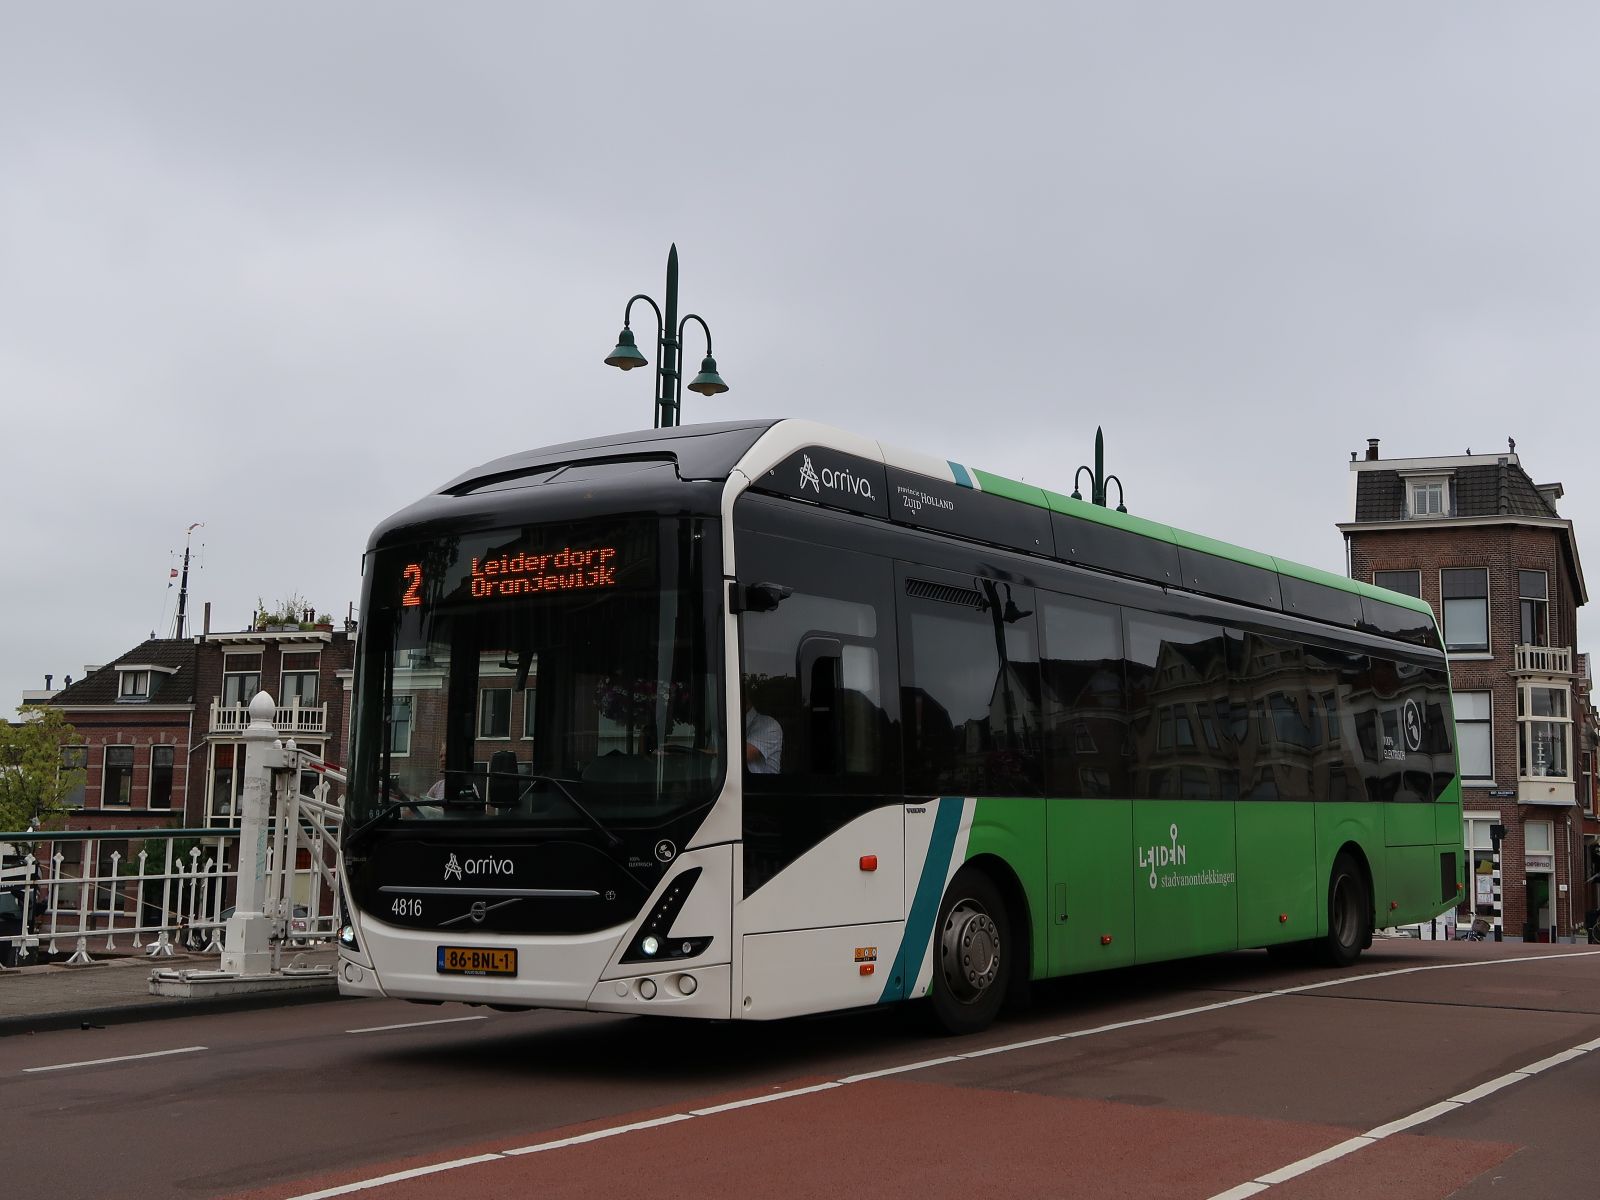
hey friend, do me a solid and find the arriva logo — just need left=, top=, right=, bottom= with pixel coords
left=1137, top=823, right=1187, bottom=890
left=442, top=853, right=514, bottom=881
left=799, top=454, right=822, bottom=492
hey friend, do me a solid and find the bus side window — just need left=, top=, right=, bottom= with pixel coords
left=735, top=530, right=898, bottom=795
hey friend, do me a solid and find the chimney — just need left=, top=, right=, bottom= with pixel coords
left=203, top=602, right=211, bottom=637
left=45, top=674, right=53, bottom=690
left=1365, top=438, right=1380, bottom=461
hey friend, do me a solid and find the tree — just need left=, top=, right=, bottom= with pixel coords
left=0, top=706, right=84, bottom=832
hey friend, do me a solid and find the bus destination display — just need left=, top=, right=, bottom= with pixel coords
left=400, top=544, right=622, bottom=606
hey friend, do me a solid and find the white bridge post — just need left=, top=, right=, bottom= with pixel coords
left=222, top=692, right=283, bottom=976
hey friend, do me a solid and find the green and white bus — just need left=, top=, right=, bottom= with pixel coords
left=337, top=420, right=1462, bottom=1034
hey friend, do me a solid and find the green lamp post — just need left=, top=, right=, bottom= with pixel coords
left=604, top=244, right=728, bottom=429
left=1072, top=426, right=1128, bottom=512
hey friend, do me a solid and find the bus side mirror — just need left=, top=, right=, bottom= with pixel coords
left=731, top=581, right=792, bottom=614
left=486, top=750, right=521, bottom=809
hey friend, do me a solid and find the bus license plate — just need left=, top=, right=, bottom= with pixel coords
left=436, top=946, right=517, bottom=976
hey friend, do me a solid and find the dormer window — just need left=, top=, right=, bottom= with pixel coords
left=1403, top=472, right=1452, bottom=519
left=119, top=670, right=151, bottom=700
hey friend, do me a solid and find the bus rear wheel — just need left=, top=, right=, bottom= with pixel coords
left=927, top=868, right=1010, bottom=1036
left=1315, top=853, right=1370, bottom=968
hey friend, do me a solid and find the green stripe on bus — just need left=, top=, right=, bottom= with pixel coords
left=882, top=796, right=963, bottom=1003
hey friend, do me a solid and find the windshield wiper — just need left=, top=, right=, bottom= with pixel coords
left=344, top=794, right=476, bottom=852
left=485, top=770, right=623, bottom=850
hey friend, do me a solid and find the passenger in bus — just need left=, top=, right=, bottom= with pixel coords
left=744, top=704, right=783, bottom=774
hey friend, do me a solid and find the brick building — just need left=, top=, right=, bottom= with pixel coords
left=46, top=624, right=355, bottom=828
left=1339, top=438, right=1594, bottom=940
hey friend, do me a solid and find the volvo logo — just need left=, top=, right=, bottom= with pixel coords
left=654, top=839, right=677, bottom=863
left=468, top=900, right=487, bottom=924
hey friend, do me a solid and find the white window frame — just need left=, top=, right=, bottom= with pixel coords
left=1404, top=473, right=1451, bottom=519
left=1454, top=690, right=1494, bottom=782
left=1440, top=567, right=1490, bottom=655
left=118, top=670, right=150, bottom=699
left=1518, top=569, right=1550, bottom=648
left=478, top=688, right=512, bottom=740
left=102, top=745, right=135, bottom=807
left=1373, top=569, right=1422, bottom=599
left=1517, top=683, right=1572, bottom=781
left=389, top=695, right=414, bottom=757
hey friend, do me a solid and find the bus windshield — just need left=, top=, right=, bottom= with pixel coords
left=348, top=515, right=724, bottom=838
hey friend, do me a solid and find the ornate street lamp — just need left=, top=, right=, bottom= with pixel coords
left=604, top=244, right=728, bottom=428
left=1072, top=426, right=1127, bottom=512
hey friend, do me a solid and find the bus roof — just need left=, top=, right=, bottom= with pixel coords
left=395, top=417, right=1436, bottom=640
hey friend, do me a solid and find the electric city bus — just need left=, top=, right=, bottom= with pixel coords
left=337, top=420, right=1463, bottom=1034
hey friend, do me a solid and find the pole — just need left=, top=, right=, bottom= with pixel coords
left=222, top=692, right=280, bottom=975
left=658, top=244, right=681, bottom=428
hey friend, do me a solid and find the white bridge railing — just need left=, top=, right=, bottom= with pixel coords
left=0, top=712, right=343, bottom=974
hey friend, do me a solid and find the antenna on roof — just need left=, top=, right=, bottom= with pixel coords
left=172, top=522, right=205, bottom=639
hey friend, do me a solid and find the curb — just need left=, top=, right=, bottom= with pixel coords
left=0, top=980, right=347, bottom=1037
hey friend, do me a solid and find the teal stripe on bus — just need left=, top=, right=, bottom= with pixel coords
left=881, top=796, right=963, bottom=1003
left=948, top=461, right=975, bottom=489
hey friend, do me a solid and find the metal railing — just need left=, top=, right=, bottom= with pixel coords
left=1, top=767, right=342, bottom=971
left=210, top=698, right=328, bottom=736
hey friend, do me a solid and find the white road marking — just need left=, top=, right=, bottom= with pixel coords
left=24, top=1045, right=208, bottom=1073
left=283, top=948, right=1600, bottom=1200
left=1204, top=995, right=1600, bottom=1198
left=346, top=1015, right=489, bottom=1034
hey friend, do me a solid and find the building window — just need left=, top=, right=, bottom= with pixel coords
left=61, top=745, right=88, bottom=808
left=1441, top=568, right=1489, bottom=653
left=118, top=671, right=151, bottom=700
left=389, top=695, right=413, bottom=756
left=1374, top=570, right=1421, bottom=599
left=523, top=688, right=537, bottom=740
left=150, top=745, right=175, bottom=810
left=1518, top=685, right=1571, bottom=779
left=103, top=746, right=135, bottom=806
left=1454, top=692, right=1493, bottom=781
left=281, top=651, right=321, bottom=707
left=479, top=688, right=512, bottom=740
left=1518, top=571, right=1549, bottom=647
left=1407, top=477, right=1450, bottom=518
left=1463, top=816, right=1499, bottom=918
left=223, top=653, right=262, bottom=707
left=210, top=744, right=245, bottom=820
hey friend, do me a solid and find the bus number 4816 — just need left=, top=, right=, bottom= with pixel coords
left=391, top=897, right=423, bottom=918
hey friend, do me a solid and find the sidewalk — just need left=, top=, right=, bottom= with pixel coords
left=0, top=948, right=343, bottom=1037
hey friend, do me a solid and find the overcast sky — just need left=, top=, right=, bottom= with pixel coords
left=3, top=4, right=1597, bottom=710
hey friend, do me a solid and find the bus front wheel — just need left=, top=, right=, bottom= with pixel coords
left=926, top=867, right=1010, bottom=1036
left=1316, top=853, right=1370, bottom=968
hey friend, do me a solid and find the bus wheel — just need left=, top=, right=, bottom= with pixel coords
left=928, top=868, right=1009, bottom=1035
left=1316, top=853, right=1370, bottom=968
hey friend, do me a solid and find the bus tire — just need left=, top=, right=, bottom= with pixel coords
left=926, top=867, right=1010, bottom=1036
left=1315, top=853, right=1370, bottom=968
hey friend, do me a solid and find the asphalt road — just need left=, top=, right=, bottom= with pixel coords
left=4, top=940, right=1598, bottom=1200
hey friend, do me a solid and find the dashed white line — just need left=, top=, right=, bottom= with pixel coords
left=346, top=1015, right=489, bottom=1034
left=284, top=948, right=1600, bottom=1200
left=24, top=1045, right=208, bottom=1073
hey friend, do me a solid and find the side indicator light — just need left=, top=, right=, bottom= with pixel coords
left=1389, top=900, right=1399, bottom=911
left=1279, top=914, right=1288, bottom=924
left=859, top=963, right=875, bottom=976
left=859, top=855, right=878, bottom=872
left=1100, top=935, right=1113, bottom=946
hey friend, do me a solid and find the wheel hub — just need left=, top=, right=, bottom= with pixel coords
left=940, top=901, right=1000, bottom=1003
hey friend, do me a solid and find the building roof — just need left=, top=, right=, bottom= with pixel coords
left=1354, top=459, right=1559, bottom=523
left=49, top=638, right=197, bottom=707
